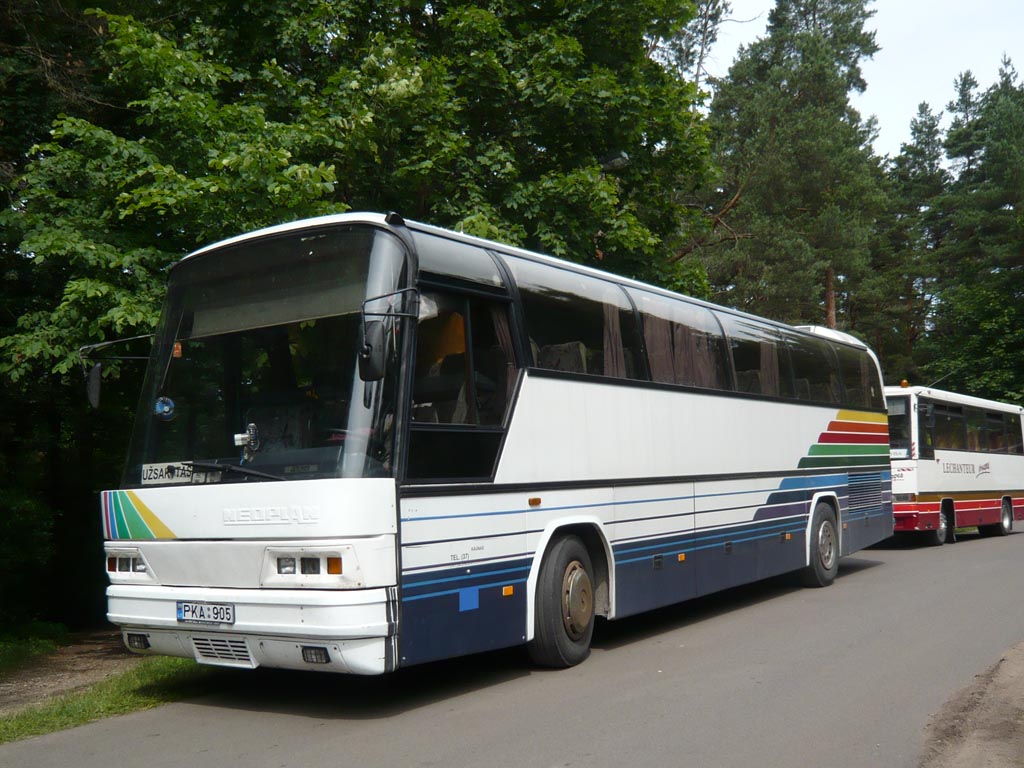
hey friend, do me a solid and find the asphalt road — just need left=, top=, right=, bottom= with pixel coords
left=7, top=531, right=1024, bottom=768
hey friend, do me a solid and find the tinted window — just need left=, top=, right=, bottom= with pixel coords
left=506, top=258, right=642, bottom=379
left=834, top=344, right=884, bottom=409
left=719, top=315, right=791, bottom=397
left=1008, top=413, right=1024, bottom=455
left=630, top=290, right=729, bottom=390
left=407, top=290, right=517, bottom=482
left=784, top=333, right=842, bottom=404
left=966, top=408, right=987, bottom=452
left=986, top=412, right=1007, bottom=453
left=887, top=396, right=910, bottom=457
left=413, top=234, right=504, bottom=287
left=933, top=403, right=966, bottom=450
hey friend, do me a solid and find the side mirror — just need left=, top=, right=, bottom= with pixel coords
left=86, top=362, right=103, bottom=409
left=358, top=321, right=387, bottom=382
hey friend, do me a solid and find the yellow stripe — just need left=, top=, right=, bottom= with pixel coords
left=836, top=409, right=888, bottom=424
left=125, top=491, right=177, bottom=539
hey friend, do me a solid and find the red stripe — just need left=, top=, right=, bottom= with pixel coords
left=817, top=432, right=890, bottom=444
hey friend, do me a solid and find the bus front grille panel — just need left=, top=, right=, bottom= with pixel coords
left=192, top=636, right=254, bottom=666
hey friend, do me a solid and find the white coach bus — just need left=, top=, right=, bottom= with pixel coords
left=99, top=212, right=892, bottom=674
left=885, top=384, right=1024, bottom=544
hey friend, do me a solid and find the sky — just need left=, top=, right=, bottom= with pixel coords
left=704, top=0, right=1024, bottom=158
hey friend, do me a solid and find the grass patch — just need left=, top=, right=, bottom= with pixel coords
left=0, top=623, right=69, bottom=675
left=0, top=656, right=215, bottom=744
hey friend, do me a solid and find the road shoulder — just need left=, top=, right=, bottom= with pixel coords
left=920, top=640, right=1024, bottom=767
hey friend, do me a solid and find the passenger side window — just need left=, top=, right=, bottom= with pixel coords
left=1008, top=414, right=1024, bottom=455
left=933, top=403, right=967, bottom=450
left=719, top=315, right=791, bottom=397
left=834, top=344, right=884, bottom=409
left=785, top=334, right=842, bottom=404
left=407, top=288, right=517, bottom=482
left=506, top=258, right=642, bottom=379
left=631, top=289, right=729, bottom=390
left=411, top=292, right=516, bottom=426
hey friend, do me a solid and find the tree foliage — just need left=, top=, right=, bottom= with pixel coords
left=702, top=0, right=885, bottom=328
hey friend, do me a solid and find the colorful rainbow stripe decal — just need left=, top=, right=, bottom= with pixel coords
left=798, top=410, right=890, bottom=469
left=101, top=490, right=176, bottom=540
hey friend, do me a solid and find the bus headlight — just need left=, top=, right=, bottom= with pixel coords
left=262, top=546, right=358, bottom=588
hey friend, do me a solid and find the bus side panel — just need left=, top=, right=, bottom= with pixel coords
left=398, top=558, right=530, bottom=667
left=610, top=483, right=696, bottom=617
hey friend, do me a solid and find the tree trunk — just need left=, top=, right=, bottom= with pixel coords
left=825, top=266, right=837, bottom=329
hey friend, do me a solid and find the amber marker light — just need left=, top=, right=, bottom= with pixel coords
left=528, top=497, right=542, bottom=507
left=677, top=553, right=686, bottom=562
left=326, top=557, right=342, bottom=575
left=502, top=585, right=514, bottom=597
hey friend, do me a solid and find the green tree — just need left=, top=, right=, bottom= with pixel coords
left=703, top=0, right=885, bottom=329
left=923, top=60, right=1024, bottom=400
left=859, top=102, right=948, bottom=382
left=0, top=2, right=715, bottom=626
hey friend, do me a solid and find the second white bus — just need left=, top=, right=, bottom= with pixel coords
left=885, top=385, right=1024, bottom=544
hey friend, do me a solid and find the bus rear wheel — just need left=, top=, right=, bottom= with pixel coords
left=800, top=502, right=839, bottom=588
left=528, top=535, right=595, bottom=668
left=980, top=499, right=1013, bottom=537
left=925, top=509, right=950, bottom=546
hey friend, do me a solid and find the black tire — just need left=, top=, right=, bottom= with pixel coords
left=980, top=499, right=1013, bottom=537
left=800, top=502, right=839, bottom=588
left=925, top=509, right=950, bottom=546
left=528, top=535, right=595, bottom=668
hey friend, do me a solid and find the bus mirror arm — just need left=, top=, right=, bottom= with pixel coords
left=78, top=333, right=154, bottom=409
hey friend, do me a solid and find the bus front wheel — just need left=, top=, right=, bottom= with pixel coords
left=528, top=535, right=595, bottom=668
left=801, top=502, right=839, bottom=588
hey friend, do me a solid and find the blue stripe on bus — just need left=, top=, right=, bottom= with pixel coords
left=400, top=474, right=853, bottom=524
left=403, top=564, right=531, bottom=590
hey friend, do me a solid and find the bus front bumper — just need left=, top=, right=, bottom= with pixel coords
left=107, top=584, right=396, bottom=675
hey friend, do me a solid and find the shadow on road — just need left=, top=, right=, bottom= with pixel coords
left=178, top=555, right=885, bottom=721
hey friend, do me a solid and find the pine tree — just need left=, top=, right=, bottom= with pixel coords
left=704, top=0, right=885, bottom=329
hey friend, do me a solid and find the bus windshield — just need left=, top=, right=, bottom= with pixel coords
left=887, top=395, right=911, bottom=458
left=122, top=225, right=408, bottom=488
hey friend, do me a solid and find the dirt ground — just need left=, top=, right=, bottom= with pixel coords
left=919, top=640, right=1024, bottom=767
left=3, top=630, right=1024, bottom=766
left=0, top=630, right=141, bottom=717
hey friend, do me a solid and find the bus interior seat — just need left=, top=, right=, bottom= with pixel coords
left=537, top=341, right=588, bottom=374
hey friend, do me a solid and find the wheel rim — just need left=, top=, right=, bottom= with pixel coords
left=938, top=512, right=948, bottom=539
left=817, top=520, right=837, bottom=571
left=561, top=560, right=593, bottom=641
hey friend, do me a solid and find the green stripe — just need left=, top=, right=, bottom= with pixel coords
left=808, top=444, right=889, bottom=457
left=122, top=494, right=154, bottom=539
left=798, top=455, right=889, bottom=469
left=111, top=493, right=131, bottom=539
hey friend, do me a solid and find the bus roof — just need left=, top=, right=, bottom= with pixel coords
left=181, top=212, right=874, bottom=352
left=884, top=385, right=1024, bottom=414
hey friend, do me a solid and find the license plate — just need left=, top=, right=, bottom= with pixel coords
left=176, top=601, right=235, bottom=625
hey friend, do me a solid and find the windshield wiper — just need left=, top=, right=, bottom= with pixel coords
left=187, top=460, right=284, bottom=481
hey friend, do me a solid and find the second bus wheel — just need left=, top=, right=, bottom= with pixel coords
left=528, top=535, right=595, bottom=668
left=980, top=499, right=1013, bottom=537
left=800, top=502, right=839, bottom=588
